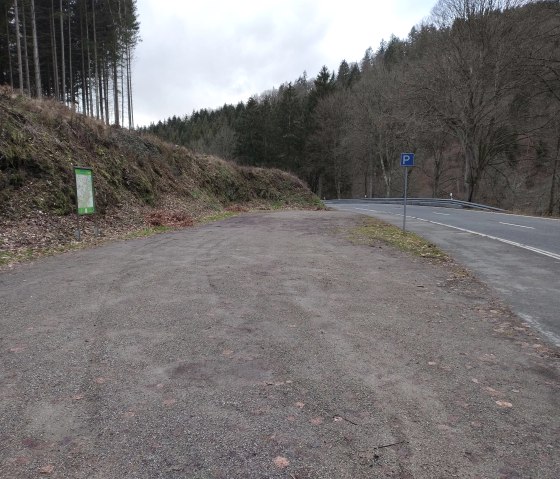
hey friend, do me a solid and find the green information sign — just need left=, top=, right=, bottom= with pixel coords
left=74, top=167, right=95, bottom=215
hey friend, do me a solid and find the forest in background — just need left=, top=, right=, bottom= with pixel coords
left=0, top=0, right=139, bottom=127
left=145, top=0, right=560, bottom=215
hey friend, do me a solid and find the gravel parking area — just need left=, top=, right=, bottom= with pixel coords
left=1, top=210, right=558, bottom=478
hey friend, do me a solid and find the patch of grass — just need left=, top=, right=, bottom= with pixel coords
left=0, top=243, right=85, bottom=268
left=0, top=249, right=32, bottom=266
left=198, top=211, right=238, bottom=224
left=350, top=217, right=449, bottom=261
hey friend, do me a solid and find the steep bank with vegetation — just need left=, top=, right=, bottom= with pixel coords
left=0, top=87, right=321, bottom=266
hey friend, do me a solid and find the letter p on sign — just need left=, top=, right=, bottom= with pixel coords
left=400, top=153, right=415, bottom=167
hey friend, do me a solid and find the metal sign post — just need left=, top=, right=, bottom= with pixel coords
left=400, top=153, right=415, bottom=232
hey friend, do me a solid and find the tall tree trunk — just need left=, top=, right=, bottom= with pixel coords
left=368, top=149, right=374, bottom=198
left=92, top=0, right=99, bottom=119
left=68, top=6, right=74, bottom=109
left=14, top=0, right=23, bottom=94
left=30, top=0, right=41, bottom=98
left=79, top=0, right=87, bottom=114
left=21, top=0, right=31, bottom=94
left=85, top=1, right=93, bottom=116
left=98, top=66, right=104, bottom=121
left=127, top=44, right=133, bottom=128
left=121, top=59, right=125, bottom=126
left=60, top=0, right=66, bottom=104
left=80, top=40, right=86, bottom=114
left=104, top=64, right=109, bottom=124
left=432, top=148, right=442, bottom=198
left=50, top=2, right=60, bottom=99
left=118, top=0, right=123, bottom=126
left=5, top=7, right=14, bottom=88
left=379, top=151, right=390, bottom=197
left=113, top=60, right=119, bottom=126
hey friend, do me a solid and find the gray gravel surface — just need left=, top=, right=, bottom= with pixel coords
left=1, top=210, right=559, bottom=478
left=327, top=202, right=560, bottom=346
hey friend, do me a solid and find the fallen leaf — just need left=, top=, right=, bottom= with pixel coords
left=485, top=387, right=500, bottom=396
left=71, top=395, right=84, bottom=401
left=39, top=464, right=55, bottom=474
left=333, top=416, right=343, bottom=422
left=287, top=415, right=296, bottom=422
left=156, top=383, right=164, bottom=389
left=295, top=402, right=305, bottom=409
left=428, top=361, right=436, bottom=366
left=123, top=411, right=135, bottom=418
left=222, top=349, right=234, bottom=356
left=496, top=400, right=513, bottom=408
left=163, top=399, right=177, bottom=406
left=95, top=377, right=106, bottom=384
left=9, top=347, right=25, bottom=353
left=273, top=456, right=290, bottom=469
left=471, top=378, right=479, bottom=384
left=310, top=417, right=324, bottom=425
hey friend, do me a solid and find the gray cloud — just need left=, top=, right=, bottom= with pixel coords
left=133, top=0, right=434, bottom=126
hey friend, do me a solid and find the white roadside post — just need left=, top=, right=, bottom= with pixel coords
left=400, top=153, right=415, bottom=232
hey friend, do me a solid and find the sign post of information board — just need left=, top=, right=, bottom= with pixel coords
left=400, top=153, right=415, bottom=232
left=74, top=167, right=96, bottom=240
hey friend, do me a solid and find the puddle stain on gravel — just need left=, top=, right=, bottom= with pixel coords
left=169, top=358, right=273, bottom=385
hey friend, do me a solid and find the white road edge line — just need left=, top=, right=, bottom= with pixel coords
left=411, top=217, right=560, bottom=261
left=434, top=212, right=450, bottom=216
left=499, top=222, right=535, bottom=230
left=518, top=313, right=560, bottom=348
left=355, top=207, right=380, bottom=213
left=342, top=206, right=560, bottom=261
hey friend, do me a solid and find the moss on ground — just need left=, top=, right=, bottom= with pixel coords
left=349, top=217, right=449, bottom=262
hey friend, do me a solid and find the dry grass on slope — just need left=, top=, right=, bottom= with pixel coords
left=0, top=87, right=322, bottom=267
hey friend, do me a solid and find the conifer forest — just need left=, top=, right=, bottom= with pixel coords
left=0, top=0, right=139, bottom=127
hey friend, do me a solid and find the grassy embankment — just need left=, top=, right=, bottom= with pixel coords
left=0, top=87, right=322, bottom=267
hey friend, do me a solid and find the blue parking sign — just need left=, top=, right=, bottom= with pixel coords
left=401, top=153, right=415, bottom=167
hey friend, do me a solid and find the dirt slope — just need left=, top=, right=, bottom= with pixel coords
left=0, top=87, right=320, bottom=263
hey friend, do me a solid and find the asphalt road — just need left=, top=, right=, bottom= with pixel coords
left=1, top=211, right=558, bottom=478
left=327, top=200, right=560, bottom=346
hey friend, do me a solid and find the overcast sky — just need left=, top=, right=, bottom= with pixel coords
left=133, top=0, right=436, bottom=127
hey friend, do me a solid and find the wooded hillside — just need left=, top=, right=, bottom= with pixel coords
left=145, top=0, right=560, bottom=215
